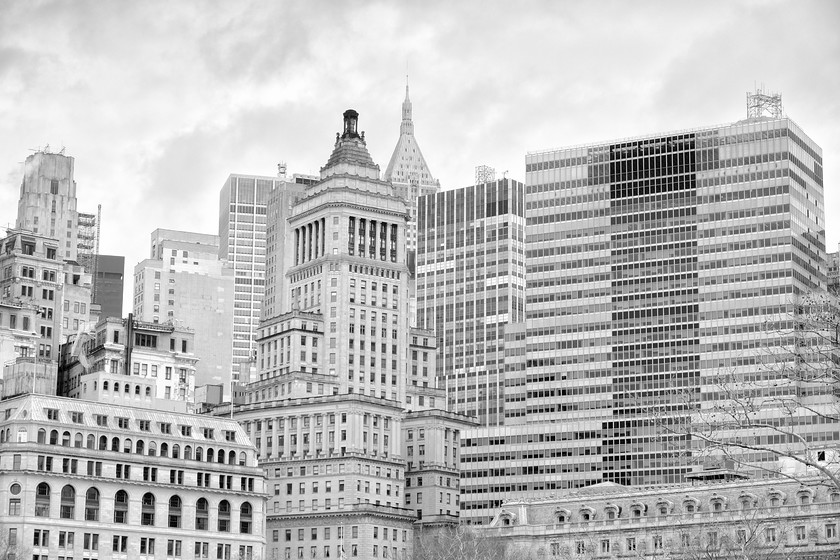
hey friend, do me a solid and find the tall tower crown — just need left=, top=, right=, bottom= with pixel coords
left=401, top=80, right=413, bottom=136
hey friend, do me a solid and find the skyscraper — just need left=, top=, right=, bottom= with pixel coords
left=228, top=110, right=475, bottom=559
left=383, top=82, right=441, bottom=256
left=458, top=112, right=830, bottom=523
left=218, top=175, right=272, bottom=373
left=415, top=180, right=527, bottom=425
left=16, top=151, right=80, bottom=262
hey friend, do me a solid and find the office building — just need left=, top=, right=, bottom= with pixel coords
left=16, top=150, right=81, bottom=262
left=223, top=109, right=474, bottom=559
left=58, top=315, right=198, bottom=409
left=457, top=112, right=830, bottom=523
left=415, top=180, right=526, bottom=425
left=827, top=245, right=838, bottom=292
left=383, top=83, right=441, bottom=257
left=94, top=254, right=125, bottom=319
left=262, top=173, right=310, bottom=321
left=480, top=469, right=840, bottom=559
left=0, top=229, right=93, bottom=363
left=133, top=229, right=235, bottom=391
left=0, top=392, right=265, bottom=560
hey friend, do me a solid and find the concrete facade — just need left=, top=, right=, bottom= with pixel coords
left=133, top=229, right=235, bottom=393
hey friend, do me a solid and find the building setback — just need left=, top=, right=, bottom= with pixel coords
left=415, top=180, right=526, bottom=425
left=458, top=114, right=830, bottom=523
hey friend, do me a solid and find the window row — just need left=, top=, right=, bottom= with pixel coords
left=33, top=429, right=248, bottom=464
left=16, top=483, right=254, bottom=533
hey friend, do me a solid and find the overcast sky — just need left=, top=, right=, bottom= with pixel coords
left=1, top=0, right=838, bottom=311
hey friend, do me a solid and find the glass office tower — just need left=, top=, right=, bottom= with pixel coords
left=458, top=115, right=829, bottom=523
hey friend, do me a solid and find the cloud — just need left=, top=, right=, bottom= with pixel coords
left=0, top=0, right=837, bottom=315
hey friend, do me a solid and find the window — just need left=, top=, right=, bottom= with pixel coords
left=112, top=535, right=128, bottom=553
left=169, top=495, right=182, bottom=528
left=653, top=536, right=663, bottom=550
left=141, top=492, right=156, bottom=525
left=168, top=539, right=183, bottom=558
left=35, top=482, right=50, bottom=516
left=765, top=528, right=777, bottom=543
left=84, top=533, right=99, bottom=551
left=196, top=498, right=209, bottom=530
left=114, top=490, right=128, bottom=523
left=240, top=502, right=253, bottom=533
left=85, top=488, right=100, bottom=521
left=795, top=526, right=807, bottom=542
left=626, top=538, right=636, bottom=552
left=141, top=537, right=156, bottom=555
left=826, top=524, right=837, bottom=539
left=34, top=529, right=49, bottom=547
left=218, top=500, right=231, bottom=531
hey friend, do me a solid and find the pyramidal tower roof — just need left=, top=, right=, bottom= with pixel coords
left=383, top=80, right=439, bottom=188
left=320, top=109, right=381, bottom=181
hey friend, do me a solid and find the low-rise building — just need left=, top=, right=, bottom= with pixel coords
left=480, top=469, right=840, bottom=559
left=58, top=315, right=197, bottom=411
left=0, top=393, right=266, bottom=560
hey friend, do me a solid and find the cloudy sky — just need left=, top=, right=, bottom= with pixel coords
left=1, top=0, right=838, bottom=310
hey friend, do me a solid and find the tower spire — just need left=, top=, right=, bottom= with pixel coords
left=401, top=75, right=413, bottom=135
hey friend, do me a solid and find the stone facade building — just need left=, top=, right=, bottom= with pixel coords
left=0, top=392, right=265, bottom=560
left=481, top=471, right=840, bottom=559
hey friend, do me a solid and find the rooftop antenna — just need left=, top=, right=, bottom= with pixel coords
left=475, top=165, right=496, bottom=186
left=747, top=86, right=783, bottom=119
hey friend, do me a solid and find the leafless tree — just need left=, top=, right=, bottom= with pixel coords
left=654, top=288, right=840, bottom=489
left=413, top=524, right=533, bottom=560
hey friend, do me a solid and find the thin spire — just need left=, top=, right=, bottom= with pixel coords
left=401, top=76, right=413, bottom=135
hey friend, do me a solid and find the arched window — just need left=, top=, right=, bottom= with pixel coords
left=103, top=381, right=109, bottom=391
left=111, top=437, right=120, bottom=451
left=114, top=490, right=128, bottom=523
left=206, top=448, right=214, bottom=463
left=184, top=446, right=193, bottom=460
left=124, top=383, right=130, bottom=393
left=35, top=482, right=51, bottom=517
left=99, top=435, right=108, bottom=450
left=160, top=442, right=169, bottom=457
left=196, top=447, right=204, bottom=461
left=86, top=434, right=95, bottom=449
left=172, top=444, right=180, bottom=459
left=85, top=488, right=100, bottom=521
left=240, top=502, right=253, bottom=533
left=217, top=449, right=225, bottom=463
left=49, top=429, right=59, bottom=445
left=554, top=509, right=570, bottom=524
left=168, top=495, right=182, bottom=528
left=218, top=500, right=231, bottom=532
left=141, top=492, right=155, bottom=525
left=145, top=387, right=151, bottom=396
left=123, top=439, right=132, bottom=453
left=239, top=452, right=247, bottom=466
left=228, top=450, right=236, bottom=464
left=74, top=432, right=83, bottom=448
left=148, top=441, right=157, bottom=456
left=37, top=429, right=46, bottom=444
left=62, top=431, right=71, bottom=446
left=60, top=485, right=75, bottom=519
left=196, top=498, right=209, bottom=530
left=114, top=382, right=120, bottom=393
left=135, top=385, right=140, bottom=395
